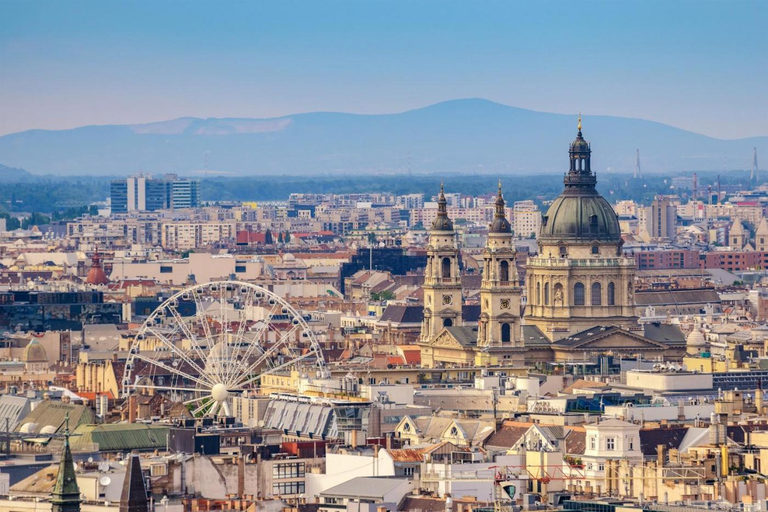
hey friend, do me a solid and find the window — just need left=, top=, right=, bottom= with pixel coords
left=591, top=282, right=602, bottom=305
left=235, top=265, right=246, bottom=273
left=160, top=266, right=173, bottom=273
left=629, top=437, right=634, bottom=450
left=592, top=244, right=599, bottom=255
left=574, top=283, right=585, bottom=305
left=536, top=282, right=541, bottom=304
left=607, top=282, right=615, bottom=305
left=443, top=318, right=453, bottom=327
left=544, top=283, right=550, bottom=305
left=598, top=464, right=605, bottom=472
left=501, top=323, right=511, bottom=343
left=606, top=437, right=615, bottom=451
left=442, top=257, right=452, bottom=279
left=500, top=260, right=510, bottom=282
left=589, top=437, right=596, bottom=450
left=404, top=467, right=414, bottom=476
left=273, top=462, right=305, bottom=479
left=590, top=215, right=598, bottom=231
left=272, top=482, right=305, bottom=496
left=559, top=245, right=567, bottom=257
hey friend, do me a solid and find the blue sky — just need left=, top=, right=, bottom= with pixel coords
left=1, top=0, right=766, bottom=138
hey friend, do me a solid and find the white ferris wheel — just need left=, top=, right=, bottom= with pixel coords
left=122, top=281, right=325, bottom=417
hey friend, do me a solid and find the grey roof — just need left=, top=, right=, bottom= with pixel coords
left=522, top=325, right=551, bottom=347
left=0, top=395, right=34, bottom=431
left=320, top=476, right=410, bottom=500
left=380, top=305, right=423, bottom=324
left=643, top=323, right=686, bottom=345
left=445, top=326, right=478, bottom=347
left=634, top=288, right=721, bottom=307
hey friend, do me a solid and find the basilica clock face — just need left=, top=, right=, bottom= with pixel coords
left=500, top=299, right=511, bottom=309
left=442, top=294, right=453, bottom=305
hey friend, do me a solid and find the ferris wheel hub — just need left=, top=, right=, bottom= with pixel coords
left=211, top=383, right=230, bottom=402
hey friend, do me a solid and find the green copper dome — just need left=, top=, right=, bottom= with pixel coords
left=539, top=118, right=621, bottom=243
left=540, top=192, right=621, bottom=242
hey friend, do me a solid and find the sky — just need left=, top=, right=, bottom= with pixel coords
left=0, top=0, right=766, bottom=139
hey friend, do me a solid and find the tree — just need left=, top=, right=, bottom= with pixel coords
left=265, top=229, right=273, bottom=244
left=284, top=231, right=291, bottom=243
left=371, top=290, right=396, bottom=301
left=277, top=232, right=284, bottom=243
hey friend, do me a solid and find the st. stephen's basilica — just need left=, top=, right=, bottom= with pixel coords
left=418, top=118, right=686, bottom=367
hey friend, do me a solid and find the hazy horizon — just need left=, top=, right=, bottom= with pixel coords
left=1, top=1, right=766, bottom=139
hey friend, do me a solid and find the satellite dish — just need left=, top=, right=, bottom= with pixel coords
left=88, top=456, right=94, bottom=463
left=99, top=476, right=112, bottom=487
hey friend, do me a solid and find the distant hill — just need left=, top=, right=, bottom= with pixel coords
left=0, top=163, right=36, bottom=182
left=0, top=99, right=764, bottom=176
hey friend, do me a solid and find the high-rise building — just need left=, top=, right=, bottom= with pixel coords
left=512, top=200, right=541, bottom=238
left=110, top=174, right=200, bottom=213
left=648, top=195, right=678, bottom=241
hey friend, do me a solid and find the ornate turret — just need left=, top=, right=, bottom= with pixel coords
left=489, top=180, right=512, bottom=234
left=431, top=183, right=454, bottom=232
left=86, top=250, right=109, bottom=286
left=478, top=181, right=521, bottom=351
left=51, top=415, right=80, bottom=512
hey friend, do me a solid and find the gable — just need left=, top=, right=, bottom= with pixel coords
left=431, top=330, right=467, bottom=349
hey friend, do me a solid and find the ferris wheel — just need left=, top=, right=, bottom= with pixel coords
left=122, top=281, right=325, bottom=417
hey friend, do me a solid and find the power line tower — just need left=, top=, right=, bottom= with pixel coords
left=634, top=149, right=642, bottom=179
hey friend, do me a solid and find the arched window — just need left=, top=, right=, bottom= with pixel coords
left=443, top=318, right=453, bottom=327
left=500, top=260, right=509, bottom=282
left=441, top=257, right=451, bottom=279
left=574, top=282, right=585, bottom=306
left=536, top=282, right=541, bottom=304
left=501, top=323, right=511, bottom=343
left=607, top=282, right=615, bottom=305
left=591, top=282, right=602, bottom=305
left=544, top=283, right=550, bottom=305
left=559, top=246, right=567, bottom=257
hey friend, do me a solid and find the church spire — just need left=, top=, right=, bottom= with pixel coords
left=431, top=182, right=454, bottom=232
left=120, top=455, right=149, bottom=512
left=489, top=181, right=511, bottom=234
left=51, top=414, right=80, bottom=512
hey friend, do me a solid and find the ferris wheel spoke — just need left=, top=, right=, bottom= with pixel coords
left=225, top=291, right=254, bottom=385
left=128, top=383, right=203, bottom=394
left=192, top=289, right=216, bottom=356
left=165, top=303, right=210, bottom=369
left=132, top=352, right=215, bottom=388
left=192, top=401, right=212, bottom=417
left=233, top=298, right=282, bottom=377
left=234, top=349, right=318, bottom=390
left=183, top=395, right=211, bottom=405
left=228, top=323, right=301, bottom=387
left=143, top=325, right=209, bottom=379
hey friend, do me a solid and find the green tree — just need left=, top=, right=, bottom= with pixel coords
left=284, top=231, right=291, bottom=243
left=265, top=229, right=273, bottom=244
left=371, top=290, right=396, bottom=301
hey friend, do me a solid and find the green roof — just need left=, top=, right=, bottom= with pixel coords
left=70, top=423, right=169, bottom=452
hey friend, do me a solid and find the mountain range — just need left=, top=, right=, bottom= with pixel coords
left=0, top=99, right=764, bottom=176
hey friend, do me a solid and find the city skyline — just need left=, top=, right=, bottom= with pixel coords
left=1, top=0, right=766, bottom=139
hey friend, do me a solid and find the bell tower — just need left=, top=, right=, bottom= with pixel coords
left=478, top=182, right=522, bottom=347
left=421, top=184, right=463, bottom=342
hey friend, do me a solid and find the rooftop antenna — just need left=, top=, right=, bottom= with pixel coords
left=634, top=149, right=642, bottom=179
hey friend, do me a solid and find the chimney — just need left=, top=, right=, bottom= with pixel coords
left=128, top=395, right=137, bottom=423
left=657, top=444, right=666, bottom=467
